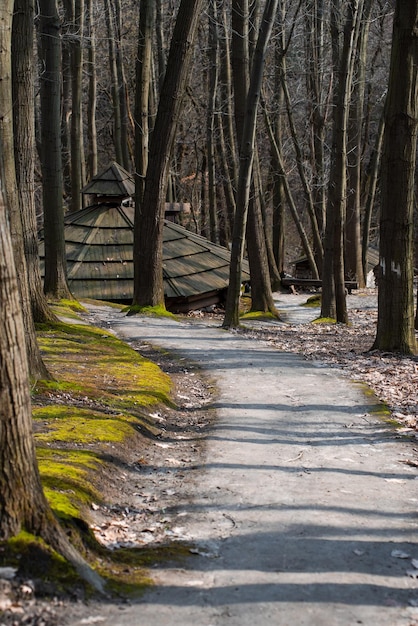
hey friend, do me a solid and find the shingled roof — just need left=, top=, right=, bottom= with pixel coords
left=38, top=203, right=250, bottom=312
left=81, top=162, right=135, bottom=199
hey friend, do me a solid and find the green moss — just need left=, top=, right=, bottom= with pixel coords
left=35, top=321, right=172, bottom=408
left=34, top=406, right=134, bottom=444
left=123, top=304, right=177, bottom=319
left=352, top=380, right=409, bottom=429
left=48, top=299, right=88, bottom=320
left=36, top=449, right=102, bottom=521
left=312, top=317, right=337, bottom=324
left=34, top=379, right=86, bottom=394
left=26, top=316, right=192, bottom=598
left=240, top=310, right=280, bottom=321
left=303, top=294, right=321, bottom=307
left=0, top=532, right=84, bottom=593
left=99, top=542, right=192, bottom=598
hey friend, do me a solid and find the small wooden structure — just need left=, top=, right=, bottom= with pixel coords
left=290, top=247, right=380, bottom=290
left=39, top=163, right=250, bottom=312
left=81, top=162, right=135, bottom=202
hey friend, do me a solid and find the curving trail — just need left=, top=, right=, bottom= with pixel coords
left=76, top=304, right=418, bottom=626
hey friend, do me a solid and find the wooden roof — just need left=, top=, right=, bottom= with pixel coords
left=38, top=203, right=250, bottom=309
left=81, top=162, right=135, bottom=198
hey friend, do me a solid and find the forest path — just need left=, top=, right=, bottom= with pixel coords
left=76, top=304, right=418, bottom=626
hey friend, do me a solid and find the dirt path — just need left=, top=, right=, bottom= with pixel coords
left=74, top=305, right=418, bottom=626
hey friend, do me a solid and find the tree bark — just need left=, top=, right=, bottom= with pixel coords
left=305, top=0, right=327, bottom=246
left=345, top=0, right=372, bottom=287
left=361, top=111, right=384, bottom=279
left=372, top=0, right=418, bottom=354
left=135, top=0, right=155, bottom=205
left=321, top=0, right=362, bottom=323
left=133, top=0, right=205, bottom=308
left=207, top=0, right=220, bottom=244
left=223, top=0, right=279, bottom=328
left=38, top=0, right=73, bottom=300
left=0, top=183, right=103, bottom=593
left=112, top=0, right=131, bottom=170
left=0, top=0, right=50, bottom=381
left=104, top=0, right=123, bottom=166
left=69, top=0, right=85, bottom=213
left=12, top=0, right=57, bottom=326
left=86, top=0, right=98, bottom=179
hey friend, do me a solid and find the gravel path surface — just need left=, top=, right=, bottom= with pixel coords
left=73, top=303, right=418, bottom=626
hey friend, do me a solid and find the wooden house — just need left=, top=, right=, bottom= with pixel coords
left=39, top=163, right=250, bottom=312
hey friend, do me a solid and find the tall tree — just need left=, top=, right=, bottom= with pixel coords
left=372, top=0, right=418, bottom=354
left=112, top=0, right=131, bottom=169
left=223, top=0, right=279, bottom=328
left=206, top=0, right=220, bottom=244
left=321, top=0, right=362, bottom=323
left=134, top=0, right=155, bottom=206
left=86, top=0, right=98, bottom=179
left=38, top=0, right=73, bottom=300
left=0, top=181, right=103, bottom=592
left=345, top=0, right=372, bottom=287
left=305, top=0, right=327, bottom=252
left=12, top=0, right=56, bottom=326
left=0, top=0, right=49, bottom=380
left=229, top=0, right=278, bottom=319
left=132, top=0, right=205, bottom=308
left=69, top=0, right=85, bottom=212
left=104, top=0, right=124, bottom=166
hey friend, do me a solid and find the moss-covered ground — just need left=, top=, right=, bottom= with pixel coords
left=0, top=301, right=190, bottom=599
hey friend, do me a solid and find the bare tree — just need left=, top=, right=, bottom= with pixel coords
left=132, top=0, right=205, bottom=308
left=321, top=0, right=363, bottom=323
left=86, top=0, right=98, bottom=178
left=12, top=0, right=57, bottom=326
left=0, top=0, right=49, bottom=380
left=372, top=0, right=418, bottom=354
left=38, top=0, right=73, bottom=300
left=68, top=0, right=85, bottom=212
left=206, top=0, right=220, bottom=243
left=223, top=0, right=279, bottom=328
left=135, top=0, right=155, bottom=206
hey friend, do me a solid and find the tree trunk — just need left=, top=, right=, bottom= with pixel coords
left=69, top=0, right=85, bottom=213
left=155, top=0, right=166, bottom=90
left=61, top=0, right=72, bottom=200
left=0, top=0, right=49, bottom=381
left=207, top=0, right=220, bottom=244
left=372, top=0, right=417, bottom=354
left=11, top=0, right=57, bottom=326
left=361, top=111, right=384, bottom=280
left=0, top=184, right=103, bottom=593
left=345, top=0, right=372, bottom=287
left=38, top=0, right=73, bottom=300
left=104, top=0, right=123, bottom=165
left=112, top=0, right=131, bottom=170
left=254, top=148, right=282, bottom=291
left=223, top=0, right=279, bottom=328
left=86, top=0, right=98, bottom=179
left=305, top=0, right=327, bottom=254
left=321, top=0, right=362, bottom=323
left=281, top=59, right=323, bottom=269
left=133, top=0, right=205, bottom=308
left=262, top=95, right=318, bottom=278
left=135, top=0, right=155, bottom=206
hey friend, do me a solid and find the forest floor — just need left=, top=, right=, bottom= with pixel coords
left=1, top=288, right=417, bottom=625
